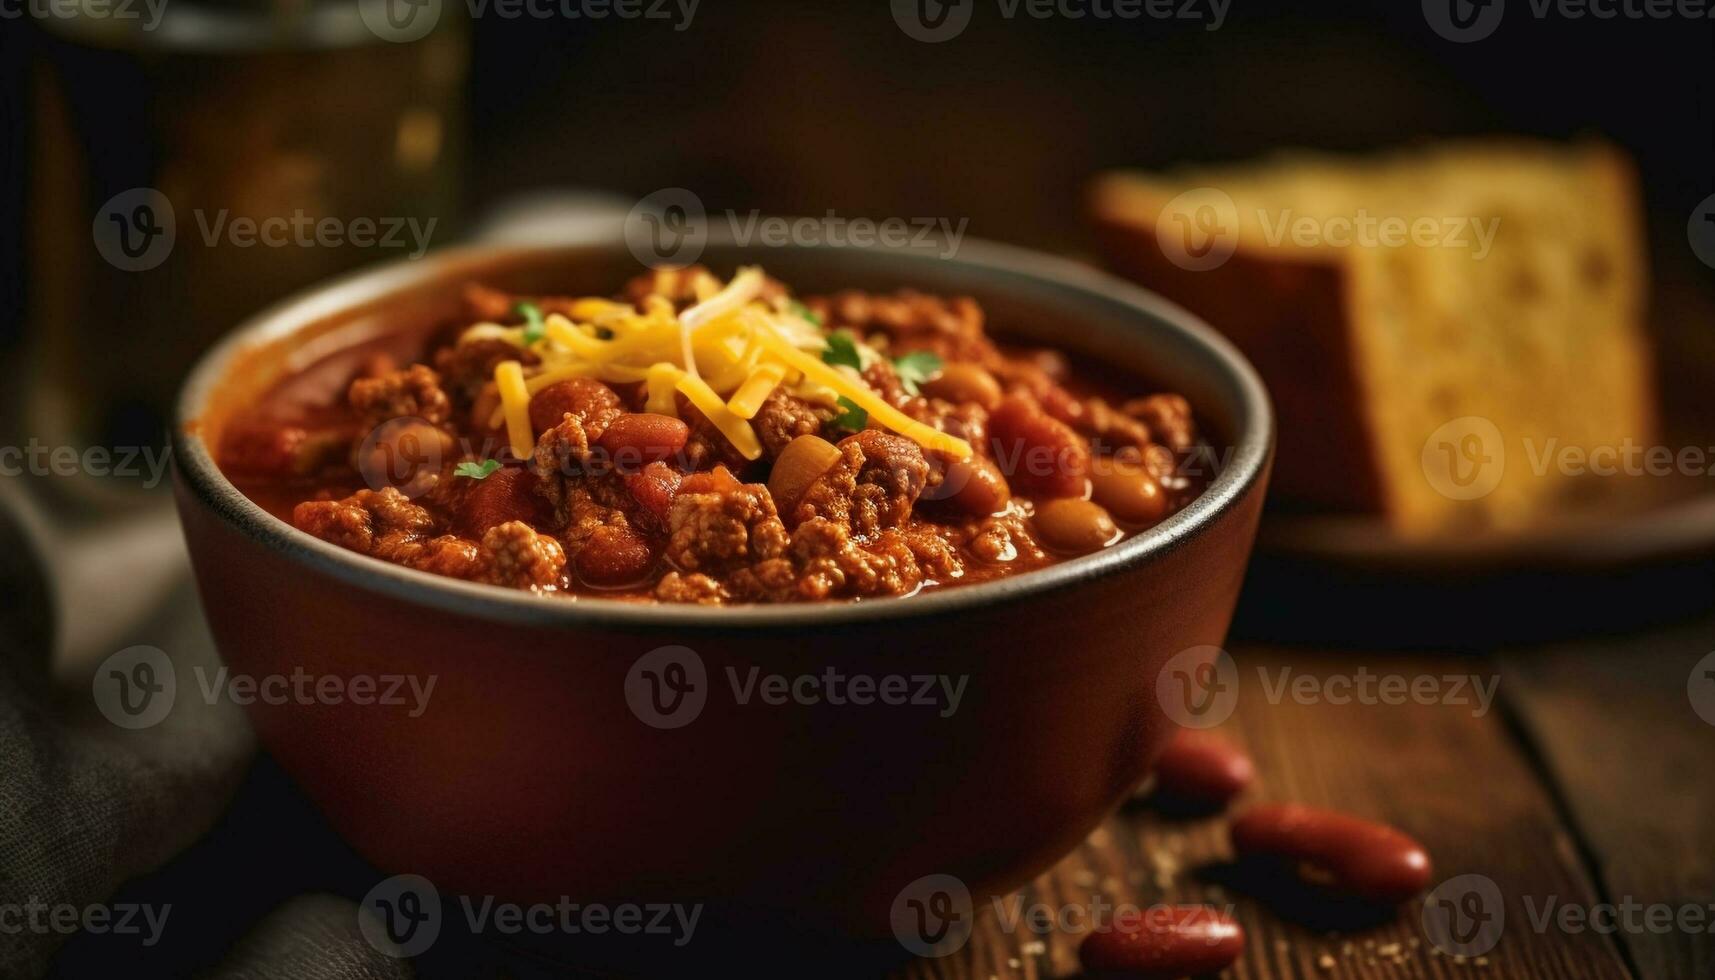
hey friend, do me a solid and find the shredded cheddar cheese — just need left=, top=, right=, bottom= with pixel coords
left=458, top=267, right=969, bottom=461
left=727, top=363, right=786, bottom=419
left=495, top=360, right=534, bottom=460
left=754, top=331, right=974, bottom=459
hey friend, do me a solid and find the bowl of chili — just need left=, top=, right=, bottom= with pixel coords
left=171, top=233, right=1273, bottom=943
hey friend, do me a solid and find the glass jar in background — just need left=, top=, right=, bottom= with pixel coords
left=24, top=0, right=467, bottom=474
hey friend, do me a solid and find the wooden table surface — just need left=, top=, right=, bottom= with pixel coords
left=891, top=620, right=1715, bottom=980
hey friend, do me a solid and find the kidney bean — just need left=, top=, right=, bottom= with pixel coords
left=575, top=524, right=656, bottom=588
left=1079, top=905, right=1245, bottom=979
left=1148, top=730, right=1253, bottom=808
left=625, top=461, right=682, bottom=527
left=598, top=413, right=690, bottom=466
left=456, top=467, right=548, bottom=537
left=1230, top=803, right=1433, bottom=904
left=988, top=394, right=1090, bottom=498
left=530, top=378, right=623, bottom=436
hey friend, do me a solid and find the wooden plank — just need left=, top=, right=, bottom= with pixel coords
left=894, top=647, right=1632, bottom=979
left=1500, top=620, right=1715, bottom=980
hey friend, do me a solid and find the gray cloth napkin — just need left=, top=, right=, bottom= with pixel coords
left=0, top=483, right=413, bottom=978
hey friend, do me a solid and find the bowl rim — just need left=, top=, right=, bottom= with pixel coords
left=174, top=233, right=1273, bottom=631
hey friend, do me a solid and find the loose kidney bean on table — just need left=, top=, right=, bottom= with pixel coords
left=1078, top=905, right=1245, bottom=979
left=1229, top=802, right=1433, bottom=904
left=1147, top=730, right=1254, bottom=809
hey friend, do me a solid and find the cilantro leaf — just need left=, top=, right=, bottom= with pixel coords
left=789, top=300, right=822, bottom=327
left=454, top=459, right=503, bottom=480
left=515, top=301, right=546, bottom=345
left=892, top=351, right=943, bottom=396
left=821, top=331, right=863, bottom=371
left=832, top=396, right=868, bottom=433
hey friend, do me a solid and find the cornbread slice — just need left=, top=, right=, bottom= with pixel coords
left=1090, top=142, right=1656, bottom=534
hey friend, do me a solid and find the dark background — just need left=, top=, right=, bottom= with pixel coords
left=1, top=5, right=1713, bottom=976
left=3, top=0, right=1712, bottom=359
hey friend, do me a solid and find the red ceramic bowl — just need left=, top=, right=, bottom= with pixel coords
left=172, top=236, right=1272, bottom=942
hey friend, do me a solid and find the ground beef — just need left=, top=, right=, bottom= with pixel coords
left=478, top=521, right=566, bottom=589
left=964, top=512, right=1043, bottom=565
left=680, top=398, right=756, bottom=471
left=861, top=360, right=913, bottom=408
left=434, top=339, right=540, bottom=404
left=751, top=390, right=829, bottom=458
left=791, top=431, right=928, bottom=537
left=398, top=536, right=484, bottom=579
left=912, top=399, right=988, bottom=452
left=531, top=385, right=626, bottom=510
left=652, top=458, right=953, bottom=601
left=663, top=476, right=791, bottom=576
left=348, top=365, right=451, bottom=428
left=777, top=519, right=953, bottom=601
left=556, top=474, right=658, bottom=587
left=293, top=487, right=564, bottom=588
left=293, top=487, right=436, bottom=553
left=654, top=571, right=727, bottom=604
left=810, top=290, right=998, bottom=365
left=463, top=283, right=587, bottom=321
left=1125, top=393, right=1196, bottom=452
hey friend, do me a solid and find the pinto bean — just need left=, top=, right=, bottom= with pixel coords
left=944, top=455, right=1011, bottom=515
left=1091, top=456, right=1170, bottom=525
left=989, top=394, right=1090, bottom=498
left=529, top=378, right=623, bottom=436
left=1146, top=730, right=1253, bottom=809
left=1079, top=905, right=1245, bottom=979
left=1230, top=803, right=1433, bottom=904
left=574, top=524, right=656, bottom=588
left=1033, top=498, right=1117, bottom=554
left=597, top=413, right=690, bottom=466
left=922, top=362, right=1002, bottom=410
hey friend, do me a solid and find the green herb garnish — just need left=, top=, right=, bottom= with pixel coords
left=454, top=459, right=503, bottom=480
left=789, top=300, right=822, bottom=327
left=821, top=331, right=863, bottom=371
left=832, top=396, right=868, bottom=433
left=892, top=351, right=943, bottom=396
left=515, top=301, right=546, bottom=345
